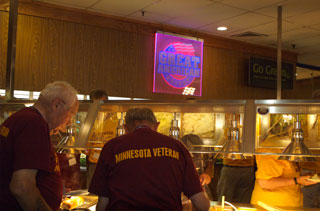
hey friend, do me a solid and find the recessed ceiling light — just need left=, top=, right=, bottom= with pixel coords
left=217, top=26, right=227, bottom=31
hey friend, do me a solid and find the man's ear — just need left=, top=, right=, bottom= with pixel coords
left=154, top=122, right=160, bottom=131
left=51, top=98, right=61, bottom=111
left=123, top=124, right=130, bottom=134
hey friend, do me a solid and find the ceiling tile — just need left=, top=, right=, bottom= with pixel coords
left=89, top=0, right=159, bottom=16
left=284, top=35, right=320, bottom=48
left=282, top=27, right=320, bottom=41
left=238, top=35, right=278, bottom=48
left=298, top=53, right=320, bottom=66
left=220, top=0, right=286, bottom=11
left=42, top=0, right=100, bottom=8
left=165, top=2, right=246, bottom=29
left=286, top=10, right=320, bottom=27
left=38, top=0, right=320, bottom=66
left=128, top=11, right=173, bottom=23
left=143, top=0, right=214, bottom=18
left=256, top=0, right=320, bottom=19
left=200, top=12, right=275, bottom=34
left=227, top=20, right=297, bottom=37
left=296, top=44, right=320, bottom=55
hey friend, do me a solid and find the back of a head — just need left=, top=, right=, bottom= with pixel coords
left=125, top=108, right=157, bottom=126
left=312, top=89, right=320, bottom=99
left=181, top=134, right=203, bottom=146
left=89, top=90, right=108, bottom=100
left=39, top=81, right=78, bottom=107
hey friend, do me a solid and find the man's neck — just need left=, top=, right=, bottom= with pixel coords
left=135, top=124, right=150, bottom=130
left=33, top=103, right=51, bottom=130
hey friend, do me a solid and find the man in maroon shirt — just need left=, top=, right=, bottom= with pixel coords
left=0, top=81, right=79, bottom=211
left=89, top=108, right=210, bottom=211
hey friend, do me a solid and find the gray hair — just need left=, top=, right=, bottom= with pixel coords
left=181, top=134, right=203, bottom=150
left=181, top=134, right=203, bottom=145
left=39, top=81, right=78, bottom=107
left=125, top=108, right=157, bottom=126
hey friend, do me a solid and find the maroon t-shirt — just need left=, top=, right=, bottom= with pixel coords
left=0, top=107, right=63, bottom=211
left=89, top=127, right=203, bottom=210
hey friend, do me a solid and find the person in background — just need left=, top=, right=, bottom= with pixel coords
left=0, top=81, right=79, bottom=211
left=300, top=89, right=320, bottom=208
left=217, top=157, right=255, bottom=203
left=86, top=89, right=118, bottom=188
left=89, top=89, right=108, bottom=102
left=251, top=148, right=317, bottom=207
left=89, top=108, right=210, bottom=211
left=181, top=134, right=214, bottom=198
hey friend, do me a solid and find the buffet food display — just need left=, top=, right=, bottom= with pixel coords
left=1, top=99, right=320, bottom=210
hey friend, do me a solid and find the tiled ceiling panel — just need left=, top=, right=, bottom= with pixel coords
left=285, top=36, right=320, bottom=49
left=141, top=0, right=214, bottom=18
left=227, top=20, right=297, bottom=36
left=256, top=0, right=320, bottom=19
left=299, top=53, right=320, bottom=66
left=165, top=2, right=247, bottom=29
left=286, top=10, right=320, bottom=26
left=282, top=28, right=320, bottom=42
left=128, top=11, right=173, bottom=23
left=220, top=0, right=287, bottom=11
left=297, top=45, right=320, bottom=55
left=201, top=12, right=275, bottom=34
left=41, top=0, right=100, bottom=8
left=89, top=0, right=159, bottom=16
left=32, top=0, right=320, bottom=66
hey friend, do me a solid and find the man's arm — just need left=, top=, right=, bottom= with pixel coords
left=190, top=192, right=210, bottom=211
left=199, top=161, right=214, bottom=185
left=96, top=196, right=109, bottom=211
left=10, top=169, right=52, bottom=211
left=257, top=175, right=317, bottom=190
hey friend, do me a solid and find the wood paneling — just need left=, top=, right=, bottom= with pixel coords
left=0, top=1, right=306, bottom=99
left=0, top=11, right=8, bottom=89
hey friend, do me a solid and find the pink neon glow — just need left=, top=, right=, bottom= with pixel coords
left=153, top=33, right=158, bottom=93
left=160, top=74, right=196, bottom=89
left=162, top=42, right=195, bottom=82
left=199, top=40, right=203, bottom=96
left=153, top=32, right=203, bottom=96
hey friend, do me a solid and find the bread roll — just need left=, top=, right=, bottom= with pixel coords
left=61, top=196, right=84, bottom=210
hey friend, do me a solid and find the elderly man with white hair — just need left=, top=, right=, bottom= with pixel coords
left=0, top=81, right=79, bottom=211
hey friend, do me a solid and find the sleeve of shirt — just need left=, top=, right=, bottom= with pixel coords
left=89, top=142, right=113, bottom=197
left=181, top=146, right=203, bottom=198
left=13, top=118, right=51, bottom=172
left=255, top=155, right=285, bottom=180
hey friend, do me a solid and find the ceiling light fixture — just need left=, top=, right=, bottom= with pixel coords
left=217, top=26, right=227, bottom=31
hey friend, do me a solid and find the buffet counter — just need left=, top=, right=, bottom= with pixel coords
left=209, top=201, right=320, bottom=211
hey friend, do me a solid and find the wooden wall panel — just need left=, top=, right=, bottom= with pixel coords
left=2, top=3, right=314, bottom=100
left=0, top=11, right=8, bottom=89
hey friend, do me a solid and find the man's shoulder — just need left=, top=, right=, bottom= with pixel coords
left=5, top=108, right=41, bottom=122
left=106, top=131, right=184, bottom=146
left=2, top=108, right=47, bottom=132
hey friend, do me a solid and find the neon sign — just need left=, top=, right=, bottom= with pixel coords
left=153, top=32, right=203, bottom=96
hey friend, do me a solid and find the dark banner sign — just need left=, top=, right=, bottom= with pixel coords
left=249, top=57, right=294, bottom=89
left=153, top=32, right=203, bottom=96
